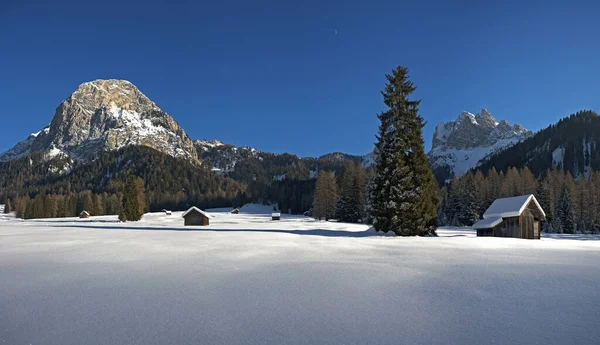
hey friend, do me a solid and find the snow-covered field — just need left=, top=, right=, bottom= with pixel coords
left=1, top=206, right=599, bottom=344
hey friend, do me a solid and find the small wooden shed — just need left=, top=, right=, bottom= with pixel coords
left=272, top=212, right=281, bottom=221
left=473, top=194, right=545, bottom=239
left=231, top=208, right=240, bottom=214
left=182, top=207, right=211, bottom=226
left=79, top=211, right=90, bottom=219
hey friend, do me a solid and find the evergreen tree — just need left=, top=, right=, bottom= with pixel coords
left=335, top=162, right=367, bottom=223
left=313, top=171, right=338, bottom=220
left=120, top=176, right=144, bottom=222
left=557, top=185, right=576, bottom=234
left=457, top=173, right=480, bottom=226
left=368, top=66, right=438, bottom=235
left=3, top=199, right=11, bottom=214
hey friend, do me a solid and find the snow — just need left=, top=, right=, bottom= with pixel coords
left=309, top=169, right=319, bottom=178
left=456, top=111, right=478, bottom=125
left=472, top=216, right=502, bottom=229
left=1, top=214, right=599, bottom=345
left=483, top=194, right=545, bottom=219
left=273, top=173, right=286, bottom=181
left=181, top=206, right=212, bottom=218
left=196, top=139, right=225, bottom=148
left=552, top=146, right=565, bottom=168
left=429, top=137, right=522, bottom=176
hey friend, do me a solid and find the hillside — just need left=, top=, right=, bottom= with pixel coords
left=478, top=110, right=600, bottom=178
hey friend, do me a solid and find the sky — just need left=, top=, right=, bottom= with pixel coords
left=1, top=0, right=599, bottom=157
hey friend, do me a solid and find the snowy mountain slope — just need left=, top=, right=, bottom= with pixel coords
left=0, top=79, right=198, bottom=164
left=428, top=109, right=532, bottom=180
left=478, top=110, right=600, bottom=179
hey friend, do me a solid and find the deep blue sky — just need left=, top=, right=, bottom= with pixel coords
left=1, top=0, right=598, bottom=157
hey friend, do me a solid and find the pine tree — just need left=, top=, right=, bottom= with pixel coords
left=335, top=162, right=367, bottom=223
left=368, top=66, right=438, bottom=235
left=313, top=171, right=338, bottom=221
left=519, top=166, right=537, bottom=195
left=120, top=176, right=144, bottom=222
left=557, top=185, right=576, bottom=234
left=457, top=173, right=480, bottom=226
left=444, top=175, right=461, bottom=226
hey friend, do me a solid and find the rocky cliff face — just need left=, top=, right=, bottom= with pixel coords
left=0, top=79, right=198, bottom=163
left=428, top=109, right=532, bottom=180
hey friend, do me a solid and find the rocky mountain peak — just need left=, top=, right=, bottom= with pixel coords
left=0, top=79, right=198, bottom=164
left=429, top=109, right=533, bottom=180
left=69, top=79, right=158, bottom=113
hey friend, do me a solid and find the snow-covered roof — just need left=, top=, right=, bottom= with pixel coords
left=483, top=194, right=545, bottom=219
left=80, top=211, right=90, bottom=215
left=272, top=212, right=281, bottom=217
left=182, top=207, right=212, bottom=218
left=473, top=217, right=502, bottom=229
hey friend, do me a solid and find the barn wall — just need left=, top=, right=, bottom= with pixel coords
left=495, top=216, right=520, bottom=238
left=184, top=212, right=209, bottom=226
left=519, top=210, right=536, bottom=239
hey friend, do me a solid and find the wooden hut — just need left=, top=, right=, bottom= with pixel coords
left=231, top=208, right=240, bottom=214
left=182, top=207, right=211, bottom=226
left=473, top=194, right=545, bottom=239
left=79, top=211, right=90, bottom=219
left=272, top=212, right=281, bottom=221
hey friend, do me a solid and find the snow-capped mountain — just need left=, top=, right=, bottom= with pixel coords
left=428, top=109, right=532, bottom=180
left=0, top=79, right=198, bottom=163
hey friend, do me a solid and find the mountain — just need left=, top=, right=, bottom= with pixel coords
left=0, top=79, right=198, bottom=164
left=194, top=139, right=373, bottom=179
left=428, top=108, right=532, bottom=183
left=478, top=110, right=600, bottom=178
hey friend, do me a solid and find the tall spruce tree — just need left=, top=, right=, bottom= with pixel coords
left=368, top=66, right=439, bottom=235
left=120, top=176, right=144, bottom=222
left=3, top=199, right=11, bottom=214
left=457, top=173, right=480, bottom=226
left=335, top=162, right=367, bottom=223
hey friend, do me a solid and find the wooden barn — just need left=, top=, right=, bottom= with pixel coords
left=473, top=194, right=545, bottom=239
left=231, top=208, right=239, bottom=214
left=182, top=207, right=211, bottom=226
left=79, top=211, right=90, bottom=219
left=272, top=212, right=281, bottom=221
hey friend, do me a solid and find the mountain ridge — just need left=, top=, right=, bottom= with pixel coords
left=428, top=108, right=532, bottom=183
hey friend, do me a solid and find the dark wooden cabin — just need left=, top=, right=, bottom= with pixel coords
left=231, top=208, right=239, bottom=214
left=272, top=212, right=281, bottom=221
left=182, top=207, right=211, bottom=226
left=473, top=194, right=545, bottom=240
left=80, top=211, right=90, bottom=219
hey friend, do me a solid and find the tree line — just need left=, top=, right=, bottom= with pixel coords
left=6, top=175, right=146, bottom=222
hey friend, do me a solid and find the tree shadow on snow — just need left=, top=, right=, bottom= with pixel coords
left=49, top=224, right=394, bottom=238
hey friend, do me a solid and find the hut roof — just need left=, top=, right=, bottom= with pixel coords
left=272, top=212, right=281, bottom=217
left=182, top=207, right=212, bottom=219
left=80, top=211, right=90, bottom=216
left=483, top=194, right=545, bottom=219
left=473, top=216, right=502, bottom=229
